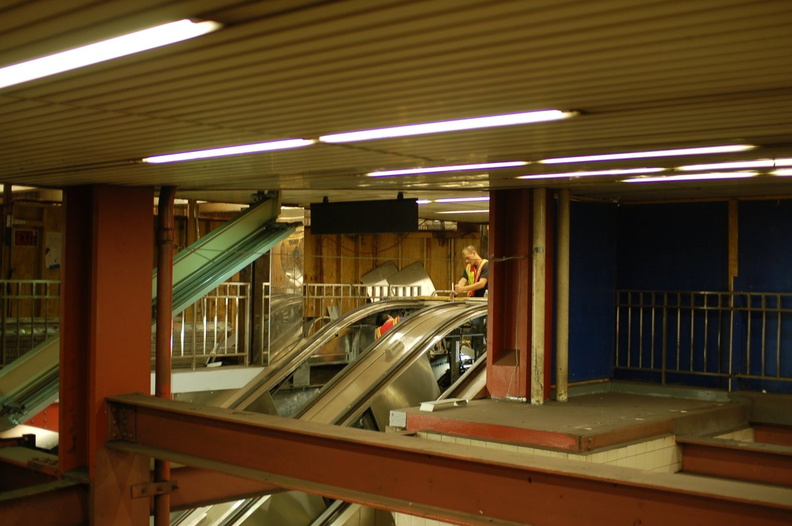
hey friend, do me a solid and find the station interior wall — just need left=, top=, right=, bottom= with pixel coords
left=568, top=198, right=792, bottom=389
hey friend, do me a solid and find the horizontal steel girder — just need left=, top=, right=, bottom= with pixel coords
left=755, top=424, right=792, bottom=447
left=169, top=467, right=282, bottom=510
left=106, top=394, right=792, bottom=526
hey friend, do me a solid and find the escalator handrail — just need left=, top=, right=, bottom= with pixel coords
left=224, top=298, right=443, bottom=410
left=295, top=301, right=487, bottom=425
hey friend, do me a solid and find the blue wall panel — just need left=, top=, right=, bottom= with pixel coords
left=568, top=202, right=617, bottom=381
left=735, top=199, right=792, bottom=292
left=616, top=202, right=728, bottom=291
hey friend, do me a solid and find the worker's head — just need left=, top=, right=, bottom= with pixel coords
left=461, top=246, right=480, bottom=266
left=376, top=312, right=393, bottom=325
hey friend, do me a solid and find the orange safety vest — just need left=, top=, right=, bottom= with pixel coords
left=465, top=259, right=488, bottom=297
left=375, top=316, right=400, bottom=339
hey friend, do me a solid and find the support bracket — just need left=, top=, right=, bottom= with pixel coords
left=107, top=403, right=136, bottom=442
left=131, top=480, right=178, bottom=499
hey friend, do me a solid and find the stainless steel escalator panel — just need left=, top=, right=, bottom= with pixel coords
left=192, top=300, right=487, bottom=526
left=222, top=299, right=442, bottom=412
left=367, top=355, right=440, bottom=430
left=295, top=301, right=487, bottom=426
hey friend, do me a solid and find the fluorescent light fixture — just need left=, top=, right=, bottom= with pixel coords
left=624, top=171, right=758, bottom=183
left=434, top=196, right=490, bottom=203
left=142, top=138, right=316, bottom=163
left=319, top=110, right=575, bottom=143
left=416, top=199, right=432, bottom=205
left=517, top=167, right=663, bottom=180
left=679, top=158, right=792, bottom=171
left=367, top=161, right=527, bottom=177
left=0, top=19, right=221, bottom=89
left=437, top=209, right=489, bottom=215
left=540, top=145, right=756, bottom=164
left=773, top=169, right=792, bottom=177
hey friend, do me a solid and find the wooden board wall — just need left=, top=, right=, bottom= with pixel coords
left=304, top=228, right=486, bottom=292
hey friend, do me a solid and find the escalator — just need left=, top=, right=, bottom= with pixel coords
left=218, top=298, right=445, bottom=414
left=179, top=299, right=488, bottom=526
left=0, top=197, right=295, bottom=431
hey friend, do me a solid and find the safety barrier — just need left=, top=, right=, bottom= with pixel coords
left=616, top=290, right=792, bottom=391
left=166, top=282, right=251, bottom=369
left=0, top=280, right=60, bottom=366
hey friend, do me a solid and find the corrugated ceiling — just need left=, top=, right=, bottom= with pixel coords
left=1, top=0, right=791, bottom=221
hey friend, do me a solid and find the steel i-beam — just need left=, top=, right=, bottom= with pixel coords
left=106, top=394, right=792, bottom=526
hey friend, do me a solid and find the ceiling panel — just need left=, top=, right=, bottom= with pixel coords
left=1, top=0, right=791, bottom=221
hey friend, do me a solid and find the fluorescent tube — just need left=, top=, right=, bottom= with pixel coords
left=434, top=196, right=490, bottom=203
left=679, top=159, right=792, bottom=171
left=142, top=139, right=316, bottom=163
left=367, top=161, right=527, bottom=177
left=623, top=171, right=757, bottom=183
left=0, top=19, right=221, bottom=89
left=517, top=167, right=663, bottom=180
left=540, top=145, right=756, bottom=164
left=319, top=110, right=575, bottom=143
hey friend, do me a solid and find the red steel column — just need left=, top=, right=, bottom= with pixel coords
left=487, top=188, right=554, bottom=401
left=154, top=186, right=176, bottom=525
left=487, top=189, right=533, bottom=399
left=60, top=185, right=154, bottom=524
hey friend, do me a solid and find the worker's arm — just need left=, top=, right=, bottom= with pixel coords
left=465, top=277, right=488, bottom=293
left=453, top=277, right=467, bottom=295
left=454, top=277, right=488, bottom=295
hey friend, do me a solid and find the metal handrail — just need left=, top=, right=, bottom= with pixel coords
left=615, top=290, right=792, bottom=391
left=0, top=280, right=60, bottom=366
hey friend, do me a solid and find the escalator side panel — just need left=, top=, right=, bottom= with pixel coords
left=368, top=355, right=440, bottom=431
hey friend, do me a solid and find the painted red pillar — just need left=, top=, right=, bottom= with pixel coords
left=60, top=185, right=154, bottom=524
left=487, top=188, right=554, bottom=401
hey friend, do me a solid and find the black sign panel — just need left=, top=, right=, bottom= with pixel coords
left=311, top=198, right=418, bottom=235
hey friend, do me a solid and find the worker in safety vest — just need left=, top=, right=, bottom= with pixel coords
left=454, top=246, right=489, bottom=298
left=374, top=312, right=400, bottom=339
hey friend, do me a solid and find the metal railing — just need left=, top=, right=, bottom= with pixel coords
left=0, top=279, right=251, bottom=370
left=1, top=279, right=429, bottom=370
left=0, top=280, right=60, bottom=366
left=615, top=290, right=792, bottom=391
left=162, top=282, right=251, bottom=369
left=303, top=283, right=422, bottom=320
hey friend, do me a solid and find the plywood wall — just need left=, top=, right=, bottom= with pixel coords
left=304, top=228, right=486, bottom=292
